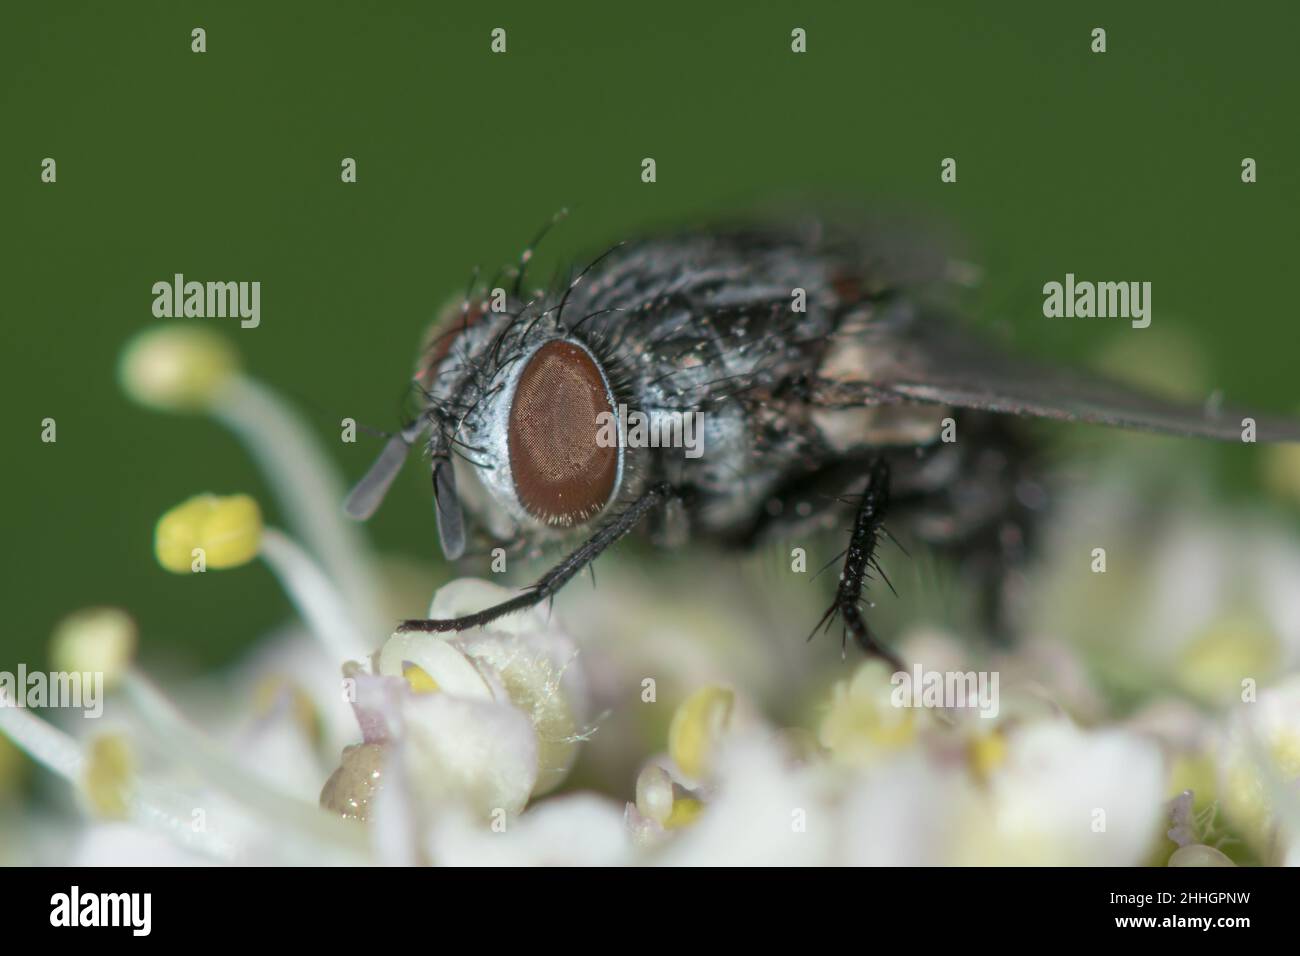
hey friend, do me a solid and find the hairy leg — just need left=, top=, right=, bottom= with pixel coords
left=810, top=458, right=905, bottom=671
left=397, top=482, right=677, bottom=633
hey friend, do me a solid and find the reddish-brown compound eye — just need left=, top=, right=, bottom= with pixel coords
left=508, top=340, right=618, bottom=526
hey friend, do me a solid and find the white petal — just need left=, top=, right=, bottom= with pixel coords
left=427, top=793, right=631, bottom=866
left=656, top=733, right=835, bottom=866
left=400, top=694, right=539, bottom=818
left=978, top=720, right=1165, bottom=866
left=378, top=631, right=496, bottom=701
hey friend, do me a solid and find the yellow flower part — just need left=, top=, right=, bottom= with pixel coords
left=82, top=735, right=133, bottom=820
left=669, top=685, right=734, bottom=780
left=0, top=735, right=25, bottom=797
left=665, top=796, right=703, bottom=829
left=467, top=637, right=580, bottom=797
left=1176, top=613, right=1280, bottom=704
left=253, top=675, right=324, bottom=747
left=1167, top=753, right=1217, bottom=810
left=819, top=659, right=917, bottom=766
left=968, top=730, right=1008, bottom=781
left=376, top=631, right=493, bottom=701
left=1219, top=725, right=1300, bottom=857
left=118, top=326, right=239, bottom=412
left=155, top=494, right=263, bottom=573
left=402, top=663, right=441, bottom=695
left=1261, top=441, right=1300, bottom=506
left=49, top=607, right=137, bottom=690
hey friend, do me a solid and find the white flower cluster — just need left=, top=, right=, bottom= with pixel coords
left=1, top=327, right=1297, bottom=867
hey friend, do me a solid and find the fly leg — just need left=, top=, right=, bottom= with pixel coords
left=398, top=482, right=677, bottom=633
left=811, top=458, right=905, bottom=671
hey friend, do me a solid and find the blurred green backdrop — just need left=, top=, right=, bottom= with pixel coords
left=3, top=1, right=1298, bottom=673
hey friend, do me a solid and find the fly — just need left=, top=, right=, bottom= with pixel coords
left=344, top=219, right=1300, bottom=668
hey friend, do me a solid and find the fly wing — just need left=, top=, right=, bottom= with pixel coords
left=814, top=310, right=1300, bottom=442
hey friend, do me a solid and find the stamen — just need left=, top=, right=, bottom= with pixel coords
left=153, top=494, right=370, bottom=661
left=16, top=610, right=367, bottom=859
left=0, top=695, right=328, bottom=863
left=665, top=795, right=703, bottom=829
left=121, top=669, right=368, bottom=857
left=634, top=764, right=674, bottom=825
left=260, top=528, right=371, bottom=661
left=212, top=376, right=386, bottom=635
left=668, top=685, right=735, bottom=780
left=83, top=734, right=134, bottom=819
left=0, top=704, right=230, bottom=859
left=120, top=327, right=386, bottom=637
left=0, top=698, right=83, bottom=780
left=49, top=607, right=137, bottom=690
left=117, top=326, right=239, bottom=413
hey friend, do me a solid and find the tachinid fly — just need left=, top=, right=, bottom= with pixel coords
left=345, top=219, right=1300, bottom=667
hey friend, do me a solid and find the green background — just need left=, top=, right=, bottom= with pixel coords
left=3, top=1, right=1297, bottom=673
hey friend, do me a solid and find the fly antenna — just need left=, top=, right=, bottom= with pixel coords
left=343, top=418, right=428, bottom=520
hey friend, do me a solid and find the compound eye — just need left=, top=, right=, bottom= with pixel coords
left=508, top=340, right=618, bottom=526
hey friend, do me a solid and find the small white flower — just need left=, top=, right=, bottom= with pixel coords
left=427, top=794, right=631, bottom=866
left=1214, top=675, right=1300, bottom=863
left=965, top=719, right=1166, bottom=866
left=655, top=733, right=837, bottom=866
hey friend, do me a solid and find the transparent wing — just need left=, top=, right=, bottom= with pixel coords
left=813, top=313, right=1300, bottom=443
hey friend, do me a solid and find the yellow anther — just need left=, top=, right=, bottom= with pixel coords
left=0, top=735, right=25, bottom=796
left=49, top=607, right=137, bottom=691
left=82, top=734, right=133, bottom=819
left=155, top=493, right=263, bottom=573
left=1176, top=614, right=1279, bottom=703
left=665, top=796, right=703, bottom=829
left=668, top=685, right=734, bottom=780
left=968, top=730, right=1008, bottom=780
left=119, top=326, right=239, bottom=412
left=1220, top=727, right=1300, bottom=855
left=402, top=663, right=441, bottom=695
left=1262, top=441, right=1300, bottom=506
left=253, top=675, right=323, bottom=747
left=819, top=660, right=917, bottom=765
left=377, top=633, right=493, bottom=701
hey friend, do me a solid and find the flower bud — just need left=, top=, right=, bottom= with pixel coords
left=319, top=742, right=386, bottom=822
left=635, top=764, right=674, bottom=825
